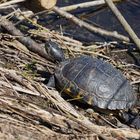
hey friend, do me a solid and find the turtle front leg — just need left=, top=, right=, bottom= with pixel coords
left=46, top=75, right=56, bottom=88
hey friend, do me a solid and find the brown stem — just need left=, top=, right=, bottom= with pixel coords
left=0, top=17, right=50, bottom=60
left=105, top=0, right=140, bottom=50
left=53, top=6, right=130, bottom=42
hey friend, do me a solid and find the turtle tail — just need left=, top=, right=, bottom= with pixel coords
left=120, top=110, right=140, bottom=129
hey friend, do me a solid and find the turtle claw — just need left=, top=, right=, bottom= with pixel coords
left=131, top=115, right=140, bottom=129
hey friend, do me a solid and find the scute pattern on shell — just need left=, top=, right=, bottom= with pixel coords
left=55, top=56, right=136, bottom=110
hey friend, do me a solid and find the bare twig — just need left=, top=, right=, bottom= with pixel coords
left=53, top=6, right=130, bottom=42
left=60, top=0, right=122, bottom=12
left=105, top=0, right=140, bottom=50
left=0, top=17, right=51, bottom=60
left=0, top=0, right=25, bottom=8
left=19, top=0, right=122, bottom=17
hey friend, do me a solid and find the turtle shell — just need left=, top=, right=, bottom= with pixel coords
left=55, top=56, right=136, bottom=110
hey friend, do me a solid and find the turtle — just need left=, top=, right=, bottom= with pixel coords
left=45, top=41, right=139, bottom=128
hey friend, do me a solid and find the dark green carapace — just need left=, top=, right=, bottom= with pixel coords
left=55, top=56, right=136, bottom=110
left=45, top=41, right=139, bottom=128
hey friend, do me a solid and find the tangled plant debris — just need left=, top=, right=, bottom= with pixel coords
left=0, top=0, right=139, bottom=140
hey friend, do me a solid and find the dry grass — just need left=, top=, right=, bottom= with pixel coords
left=0, top=1, right=139, bottom=140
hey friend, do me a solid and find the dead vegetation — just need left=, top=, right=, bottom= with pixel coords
left=0, top=0, right=139, bottom=140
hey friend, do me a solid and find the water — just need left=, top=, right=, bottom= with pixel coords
left=51, top=0, right=140, bottom=43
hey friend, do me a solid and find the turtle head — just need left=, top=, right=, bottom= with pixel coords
left=45, top=41, right=65, bottom=62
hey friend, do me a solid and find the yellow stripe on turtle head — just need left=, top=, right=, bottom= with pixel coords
left=65, top=88, right=71, bottom=93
